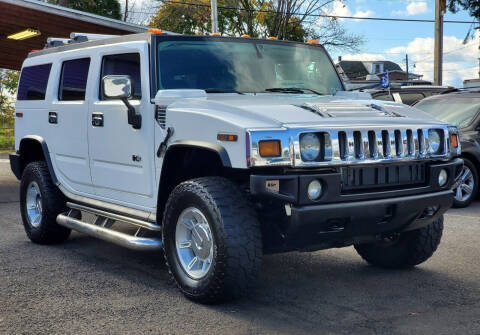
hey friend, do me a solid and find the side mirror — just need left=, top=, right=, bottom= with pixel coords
left=101, top=75, right=141, bottom=130
left=102, top=75, right=132, bottom=99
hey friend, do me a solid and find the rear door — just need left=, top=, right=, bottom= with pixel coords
left=50, top=56, right=93, bottom=194
left=87, top=42, right=156, bottom=210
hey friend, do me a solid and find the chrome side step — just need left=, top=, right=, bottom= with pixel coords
left=66, top=202, right=161, bottom=231
left=56, top=204, right=163, bottom=251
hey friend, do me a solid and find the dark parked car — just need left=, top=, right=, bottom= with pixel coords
left=368, top=85, right=453, bottom=105
left=415, top=90, right=480, bottom=207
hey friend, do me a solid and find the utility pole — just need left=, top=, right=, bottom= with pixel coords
left=406, top=54, right=409, bottom=85
left=477, top=27, right=480, bottom=78
left=434, top=0, right=446, bottom=85
left=124, top=0, right=128, bottom=21
left=211, top=0, right=219, bottom=34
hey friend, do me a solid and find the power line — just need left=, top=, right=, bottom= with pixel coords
left=148, top=1, right=478, bottom=24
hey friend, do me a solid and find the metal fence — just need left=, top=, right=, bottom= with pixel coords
left=0, top=127, right=14, bottom=151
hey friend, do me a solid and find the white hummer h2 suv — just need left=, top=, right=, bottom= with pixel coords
left=10, top=31, right=463, bottom=303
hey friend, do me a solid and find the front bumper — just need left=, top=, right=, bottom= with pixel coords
left=285, top=190, right=452, bottom=250
left=250, top=158, right=462, bottom=252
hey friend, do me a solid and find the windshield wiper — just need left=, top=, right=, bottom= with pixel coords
left=204, top=88, right=245, bottom=95
left=264, top=87, right=322, bottom=95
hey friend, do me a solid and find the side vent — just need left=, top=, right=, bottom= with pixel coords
left=155, top=105, right=167, bottom=129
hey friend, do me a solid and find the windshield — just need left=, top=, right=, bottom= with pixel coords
left=415, top=97, right=480, bottom=128
left=155, top=37, right=343, bottom=95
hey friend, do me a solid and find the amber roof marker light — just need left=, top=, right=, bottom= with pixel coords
left=148, top=28, right=163, bottom=35
left=7, top=29, right=41, bottom=40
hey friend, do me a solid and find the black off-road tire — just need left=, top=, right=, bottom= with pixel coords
left=453, top=158, right=478, bottom=208
left=20, top=161, right=71, bottom=244
left=354, top=216, right=444, bottom=268
left=162, top=177, right=262, bottom=304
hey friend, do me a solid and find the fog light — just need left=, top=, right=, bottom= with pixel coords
left=307, top=179, right=323, bottom=200
left=438, top=169, right=448, bottom=187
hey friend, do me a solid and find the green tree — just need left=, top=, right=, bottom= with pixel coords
left=0, top=70, right=19, bottom=128
left=150, top=0, right=363, bottom=51
left=48, top=0, right=122, bottom=20
left=447, top=0, right=480, bottom=18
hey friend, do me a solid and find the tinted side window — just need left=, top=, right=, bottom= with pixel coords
left=59, top=58, right=91, bottom=101
left=101, top=53, right=141, bottom=100
left=17, top=64, right=52, bottom=100
left=400, top=93, right=425, bottom=105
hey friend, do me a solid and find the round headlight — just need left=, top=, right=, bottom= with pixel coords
left=300, top=133, right=321, bottom=161
left=307, top=179, right=323, bottom=200
left=438, top=169, right=448, bottom=187
left=428, top=129, right=442, bottom=154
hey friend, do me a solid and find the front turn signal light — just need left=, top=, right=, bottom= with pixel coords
left=259, top=140, right=281, bottom=157
left=450, top=134, right=458, bottom=148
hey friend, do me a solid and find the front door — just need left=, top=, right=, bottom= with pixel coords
left=87, top=43, right=156, bottom=210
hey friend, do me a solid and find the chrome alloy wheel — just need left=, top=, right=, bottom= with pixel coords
left=175, top=207, right=214, bottom=279
left=455, top=165, right=475, bottom=203
left=26, top=181, right=43, bottom=228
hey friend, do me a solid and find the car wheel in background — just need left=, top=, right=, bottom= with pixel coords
left=453, top=158, right=478, bottom=208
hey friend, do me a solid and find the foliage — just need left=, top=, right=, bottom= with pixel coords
left=0, top=70, right=19, bottom=128
left=47, top=0, right=122, bottom=20
left=150, top=0, right=363, bottom=51
left=447, top=0, right=480, bottom=19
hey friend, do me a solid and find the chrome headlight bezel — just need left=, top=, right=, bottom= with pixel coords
left=300, top=133, right=321, bottom=161
left=448, top=125, right=461, bottom=157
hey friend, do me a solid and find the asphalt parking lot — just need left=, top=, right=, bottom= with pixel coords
left=1, top=157, right=480, bottom=335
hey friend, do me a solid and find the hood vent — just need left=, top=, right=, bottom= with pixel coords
left=297, top=102, right=403, bottom=118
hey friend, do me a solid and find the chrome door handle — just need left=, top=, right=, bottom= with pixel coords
left=92, top=113, right=104, bottom=127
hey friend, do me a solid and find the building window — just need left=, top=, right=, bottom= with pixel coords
left=100, top=53, right=141, bottom=100
left=372, top=63, right=384, bottom=74
left=59, top=58, right=91, bottom=101
left=17, top=64, right=52, bottom=100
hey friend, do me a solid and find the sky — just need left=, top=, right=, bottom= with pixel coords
left=325, top=0, right=479, bottom=87
left=124, top=0, right=478, bottom=88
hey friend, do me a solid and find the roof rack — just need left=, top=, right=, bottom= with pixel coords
left=44, top=32, right=119, bottom=49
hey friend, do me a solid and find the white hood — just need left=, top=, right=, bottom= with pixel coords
left=164, top=93, right=445, bottom=129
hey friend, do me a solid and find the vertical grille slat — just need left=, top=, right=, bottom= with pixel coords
left=401, top=130, right=409, bottom=157
left=362, top=131, right=370, bottom=159
left=376, top=131, right=384, bottom=159
left=389, top=130, right=396, bottom=158
left=347, top=130, right=355, bottom=160
left=412, top=129, right=419, bottom=157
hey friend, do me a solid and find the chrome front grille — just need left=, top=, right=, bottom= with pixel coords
left=248, top=124, right=454, bottom=168
left=335, top=128, right=430, bottom=161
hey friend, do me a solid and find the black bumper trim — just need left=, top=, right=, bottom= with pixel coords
left=250, top=158, right=463, bottom=206
left=284, top=190, right=452, bottom=250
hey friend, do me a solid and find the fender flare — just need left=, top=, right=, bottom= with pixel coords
left=165, top=140, right=232, bottom=167
left=19, top=135, right=59, bottom=185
